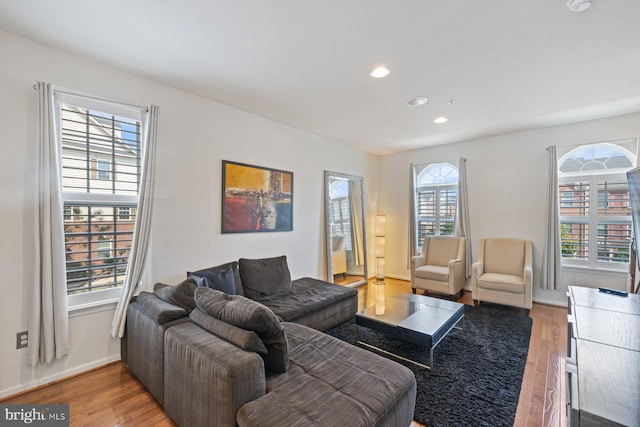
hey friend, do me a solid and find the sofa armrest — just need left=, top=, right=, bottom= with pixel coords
left=164, top=322, right=266, bottom=427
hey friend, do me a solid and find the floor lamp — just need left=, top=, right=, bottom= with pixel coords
left=375, top=215, right=386, bottom=284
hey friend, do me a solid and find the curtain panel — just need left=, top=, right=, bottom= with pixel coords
left=542, top=145, right=562, bottom=290
left=111, top=105, right=159, bottom=338
left=29, top=82, right=70, bottom=366
left=454, top=158, right=472, bottom=277
left=407, top=163, right=417, bottom=268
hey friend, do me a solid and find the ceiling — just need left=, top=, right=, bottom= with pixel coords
left=1, top=0, right=639, bottom=154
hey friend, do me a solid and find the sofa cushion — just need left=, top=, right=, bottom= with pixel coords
left=252, top=277, right=357, bottom=324
left=194, top=287, right=289, bottom=373
left=239, top=255, right=291, bottom=299
left=188, top=261, right=244, bottom=296
left=154, top=277, right=199, bottom=313
left=190, top=308, right=267, bottom=354
left=135, top=291, right=188, bottom=324
left=237, top=322, right=417, bottom=427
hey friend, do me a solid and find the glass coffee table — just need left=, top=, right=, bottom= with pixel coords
left=355, top=292, right=464, bottom=369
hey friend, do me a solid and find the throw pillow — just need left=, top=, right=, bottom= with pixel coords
left=189, top=308, right=267, bottom=354
left=188, top=261, right=243, bottom=296
left=189, top=266, right=236, bottom=295
left=135, top=292, right=188, bottom=324
left=238, top=255, right=292, bottom=299
left=194, top=287, right=289, bottom=373
left=153, top=277, right=199, bottom=313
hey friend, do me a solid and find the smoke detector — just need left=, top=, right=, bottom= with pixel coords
left=567, top=0, right=591, bottom=12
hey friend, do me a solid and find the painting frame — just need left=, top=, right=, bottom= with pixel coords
left=221, top=160, right=293, bottom=233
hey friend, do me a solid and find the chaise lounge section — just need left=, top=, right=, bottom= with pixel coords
left=122, top=257, right=416, bottom=426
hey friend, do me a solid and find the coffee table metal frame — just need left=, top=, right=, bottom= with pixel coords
left=355, top=293, right=464, bottom=369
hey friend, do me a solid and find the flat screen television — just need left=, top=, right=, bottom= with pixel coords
left=626, top=166, right=640, bottom=269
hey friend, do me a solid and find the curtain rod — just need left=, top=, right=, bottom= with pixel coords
left=33, top=83, right=148, bottom=112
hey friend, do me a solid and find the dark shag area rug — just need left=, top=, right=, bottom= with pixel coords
left=325, top=303, right=533, bottom=427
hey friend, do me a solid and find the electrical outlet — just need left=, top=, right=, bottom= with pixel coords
left=16, top=331, right=28, bottom=349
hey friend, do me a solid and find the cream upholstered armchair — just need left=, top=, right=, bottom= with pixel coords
left=410, top=235, right=466, bottom=297
left=472, top=238, right=533, bottom=309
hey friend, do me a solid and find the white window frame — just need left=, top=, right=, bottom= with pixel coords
left=54, top=90, right=147, bottom=309
left=97, top=159, right=112, bottom=180
left=559, top=142, right=635, bottom=271
left=413, top=162, right=458, bottom=253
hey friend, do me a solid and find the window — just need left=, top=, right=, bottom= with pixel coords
left=118, top=207, right=131, bottom=220
left=413, top=162, right=458, bottom=253
left=97, top=159, right=112, bottom=180
left=559, top=141, right=636, bottom=269
left=97, top=238, right=113, bottom=259
left=55, top=91, right=144, bottom=297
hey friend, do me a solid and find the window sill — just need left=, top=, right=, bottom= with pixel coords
left=68, top=298, right=120, bottom=318
left=67, top=287, right=123, bottom=317
left=562, top=264, right=630, bottom=277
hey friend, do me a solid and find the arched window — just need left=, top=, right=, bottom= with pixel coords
left=559, top=141, right=636, bottom=268
left=413, top=162, right=458, bottom=252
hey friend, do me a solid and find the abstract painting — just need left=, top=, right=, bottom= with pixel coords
left=222, top=160, right=293, bottom=233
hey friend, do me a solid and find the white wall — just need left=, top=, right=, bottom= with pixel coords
left=378, top=113, right=640, bottom=305
left=0, top=30, right=377, bottom=397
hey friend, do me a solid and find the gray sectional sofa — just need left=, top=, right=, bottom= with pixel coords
left=122, top=256, right=417, bottom=426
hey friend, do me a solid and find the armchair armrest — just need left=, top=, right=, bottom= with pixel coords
left=471, top=261, right=483, bottom=297
left=410, top=254, right=426, bottom=283
left=410, top=254, right=426, bottom=269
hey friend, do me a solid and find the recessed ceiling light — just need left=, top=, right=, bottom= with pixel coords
left=434, top=116, right=448, bottom=124
left=567, top=0, right=590, bottom=12
left=370, top=66, right=391, bottom=78
left=406, top=97, right=428, bottom=107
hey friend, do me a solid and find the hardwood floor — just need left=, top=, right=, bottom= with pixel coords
left=2, top=278, right=567, bottom=427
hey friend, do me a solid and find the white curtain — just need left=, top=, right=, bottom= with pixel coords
left=111, top=105, right=159, bottom=338
left=454, top=158, right=472, bottom=277
left=542, top=145, right=562, bottom=290
left=348, top=180, right=365, bottom=266
left=28, top=82, right=69, bottom=366
left=407, top=163, right=417, bottom=268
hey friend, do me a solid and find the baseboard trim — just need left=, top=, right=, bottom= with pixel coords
left=0, top=355, right=121, bottom=400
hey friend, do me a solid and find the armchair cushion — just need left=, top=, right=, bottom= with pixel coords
left=414, top=265, right=449, bottom=282
left=478, top=273, right=525, bottom=293
left=483, top=238, right=525, bottom=276
left=426, top=236, right=463, bottom=267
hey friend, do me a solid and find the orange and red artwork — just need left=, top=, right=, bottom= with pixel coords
left=222, top=161, right=293, bottom=233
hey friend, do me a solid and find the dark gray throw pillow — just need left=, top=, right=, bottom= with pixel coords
left=194, top=287, right=289, bottom=373
left=189, top=266, right=236, bottom=295
left=189, top=308, right=267, bottom=354
left=153, top=277, right=199, bottom=313
left=238, top=255, right=292, bottom=299
left=188, top=261, right=243, bottom=296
